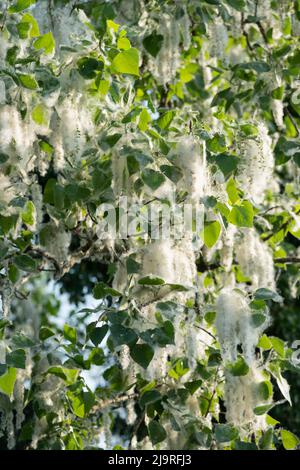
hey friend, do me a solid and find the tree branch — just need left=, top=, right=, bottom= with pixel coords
left=91, top=393, right=138, bottom=413
left=275, top=257, right=300, bottom=264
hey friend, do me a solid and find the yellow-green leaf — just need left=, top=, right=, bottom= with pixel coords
left=228, top=200, right=254, bottom=227
left=138, top=108, right=151, bottom=132
left=117, top=36, right=131, bottom=50
left=281, top=429, right=299, bottom=450
left=111, top=48, right=139, bottom=76
left=18, top=73, right=38, bottom=90
left=0, top=367, right=17, bottom=398
left=21, top=12, right=40, bottom=37
left=202, top=220, right=221, bottom=248
left=31, top=104, right=49, bottom=126
left=33, top=32, right=55, bottom=54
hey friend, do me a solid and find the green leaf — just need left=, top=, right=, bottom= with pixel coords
left=156, top=301, right=182, bottom=320
left=254, top=288, right=283, bottom=303
left=266, top=414, right=279, bottom=426
left=47, top=366, right=79, bottom=384
left=39, top=139, right=53, bottom=154
left=271, top=86, right=284, bottom=100
left=148, top=420, right=167, bottom=445
left=0, top=153, right=10, bottom=164
left=138, top=276, right=165, bottom=286
left=89, top=325, right=108, bottom=346
left=31, top=104, right=48, bottom=125
left=202, top=220, right=221, bottom=248
left=257, top=381, right=273, bottom=400
left=214, top=154, right=239, bottom=178
left=117, top=36, right=131, bottom=50
left=17, top=73, right=38, bottom=90
left=140, top=322, right=174, bottom=347
left=93, top=282, right=121, bottom=299
left=39, top=327, right=55, bottom=341
left=21, top=200, right=35, bottom=226
left=6, top=349, right=26, bottom=369
left=68, top=390, right=95, bottom=418
left=20, top=13, right=40, bottom=37
left=142, top=33, right=164, bottom=57
left=234, top=61, right=271, bottom=73
left=139, top=390, right=162, bottom=408
left=110, top=324, right=138, bottom=346
left=13, top=254, right=37, bottom=272
left=12, top=333, right=35, bottom=348
left=130, top=343, right=154, bottom=369
left=160, top=164, right=183, bottom=183
left=141, top=169, right=165, bottom=190
left=251, top=313, right=267, bottom=328
left=184, top=380, right=203, bottom=395
left=111, top=48, right=139, bottom=76
left=138, top=108, right=152, bottom=132
left=254, top=403, right=274, bottom=415
left=259, top=428, right=274, bottom=450
left=100, top=133, right=122, bottom=149
left=207, top=134, right=226, bottom=153
left=77, top=57, right=103, bottom=79
left=63, top=324, right=77, bottom=344
left=275, top=371, right=291, bottom=404
left=126, top=257, right=141, bottom=274
left=157, top=111, right=175, bottom=130
left=281, top=429, right=299, bottom=450
left=8, top=0, right=35, bottom=13
left=258, top=334, right=272, bottom=350
left=228, top=201, right=253, bottom=227
left=17, top=21, right=30, bottom=39
left=226, top=178, right=240, bottom=204
left=33, top=32, right=55, bottom=54
left=227, top=356, right=249, bottom=376
left=224, top=0, right=245, bottom=11
left=0, top=367, right=17, bottom=398
left=215, top=424, right=239, bottom=443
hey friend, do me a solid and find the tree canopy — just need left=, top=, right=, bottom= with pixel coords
left=0, top=0, right=300, bottom=451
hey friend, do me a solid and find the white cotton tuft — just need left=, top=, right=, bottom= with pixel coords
left=219, top=224, right=237, bottom=271
left=0, top=174, right=15, bottom=209
left=235, top=229, right=276, bottom=291
left=185, top=309, right=213, bottom=369
left=144, top=346, right=171, bottom=381
left=148, top=13, right=180, bottom=85
left=0, top=105, right=36, bottom=166
left=42, top=223, right=71, bottom=264
left=224, top=366, right=270, bottom=431
left=206, top=166, right=228, bottom=203
left=179, top=6, right=191, bottom=51
left=54, top=94, right=95, bottom=164
left=271, top=99, right=284, bottom=129
left=208, top=19, right=228, bottom=62
left=174, top=135, right=206, bottom=203
left=237, top=122, right=274, bottom=204
left=292, top=16, right=300, bottom=36
left=32, top=2, right=95, bottom=54
left=141, top=238, right=196, bottom=287
left=216, top=288, right=266, bottom=365
left=0, top=340, right=6, bottom=363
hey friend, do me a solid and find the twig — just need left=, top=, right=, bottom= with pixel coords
left=204, top=368, right=219, bottom=418
left=241, top=13, right=254, bottom=52
left=195, top=325, right=216, bottom=341
left=92, top=393, right=138, bottom=413
left=274, top=257, right=300, bottom=264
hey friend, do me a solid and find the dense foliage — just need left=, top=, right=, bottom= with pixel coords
left=0, top=0, right=300, bottom=451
